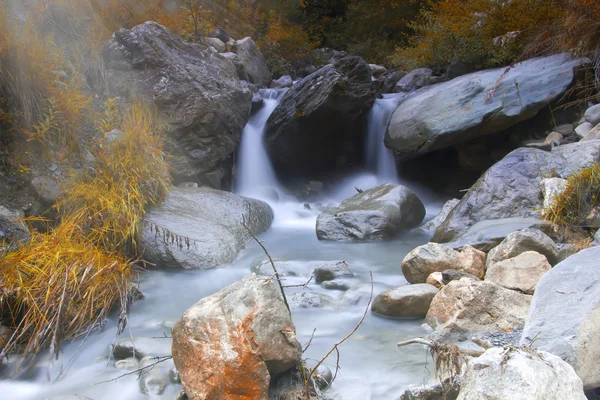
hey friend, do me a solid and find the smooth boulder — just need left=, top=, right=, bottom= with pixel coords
left=401, top=243, right=485, bottom=283
left=142, top=187, right=273, bottom=269
left=234, top=37, right=272, bottom=86
left=434, top=141, right=600, bottom=242
left=371, top=284, right=438, bottom=318
left=386, top=54, right=585, bottom=157
left=103, top=22, right=252, bottom=182
left=457, top=347, right=586, bottom=400
left=172, top=276, right=302, bottom=400
left=520, top=246, right=600, bottom=390
left=485, top=228, right=559, bottom=268
left=485, top=251, right=551, bottom=294
left=265, top=56, right=376, bottom=179
left=316, top=184, right=425, bottom=241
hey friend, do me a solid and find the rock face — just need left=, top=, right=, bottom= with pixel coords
left=485, top=251, right=551, bottom=294
left=486, top=228, right=559, bottom=268
left=103, top=22, right=252, bottom=183
left=426, top=280, right=531, bottom=340
left=401, top=243, right=485, bottom=284
left=457, top=347, right=586, bottom=400
left=172, top=276, right=302, bottom=400
left=316, top=184, right=425, bottom=241
left=520, top=246, right=600, bottom=390
left=265, top=56, right=376, bottom=179
left=142, top=187, right=273, bottom=269
left=434, top=141, right=600, bottom=242
left=386, top=54, right=585, bottom=157
left=234, top=37, right=272, bottom=86
left=371, top=284, right=438, bottom=318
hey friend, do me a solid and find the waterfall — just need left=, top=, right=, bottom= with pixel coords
left=365, top=93, right=407, bottom=184
left=235, top=88, right=287, bottom=198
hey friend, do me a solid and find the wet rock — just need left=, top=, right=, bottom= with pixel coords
left=316, top=184, right=426, bottom=241
left=115, top=357, right=139, bottom=370
left=441, top=269, right=480, bottom=285
left=371, top=284, right=438, bottom=318
left=169, top=367, right=181, bottom=384
left=457, top=347, right=586, bottom=400
left=290, top=292, right=339, bottom=309
left=313, top=261, right=353, bottom=283
left=486, top=228, right=559, bottom=268
left=386, top=54, right=585, bottom=158
left=0, top=205, right=30, bottom=246
left=103, top=22, right=251, bottom=180
left=485, top=251, right=551, bottom=294
left=393, top=68, right=433, bottom=93
left=401, top=243, right=485, bottom=284
left=557, top=243, right=578, bottom=262
left=265, top=56, right=376, bottom=179
left=426, top=272, right=444, bottom=289
left=31, top=175, right=61, bottom=204
left=434, top=141, right=600, bottom=242
left=544, top=131, right=563, bottom=146
left=139, top=356, right=169, bottom=395
left=313, top=365, right=333, bottom=390
left=270, top=75, right=293, bottom=89
left=201, top=37, right=225, bottom=52
left=320, top=279, right=353, bottom=291
left=234, top=37, right=272, bottom=86
left=172, top=276, right=302, bottom=400
left=142, top=187, right=273, bottom=269
left=520, top=246, right=600, bottom=390
left=575, top=122, right=593, bottom=138
left=399, top=376, right=460, bottom=400
left=110, top=337, right=163, bottom=360
left=341, top=282, right=390, bottom=306
left=426, top=280, right=531, bottom=341
left=419, top=199, right=460, bottom=234
left=585, top=104, right=600, bottom=126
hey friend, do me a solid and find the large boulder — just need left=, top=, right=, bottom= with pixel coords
left=141, top=187, right=273, bottom=269
left=434, top=141, right=600, bottom=242
left=233, top=37, right=272, bottom=86
left=457, top=347, right=586, bottom=400
left=172, top=276, right=302, bottom=400
left=371, top=284, right=438, bottom=318
left=486, top=228, right=559, bottom=268
left=386, top=54, right=586, bottom=157
left=103, top=22, right=252, bottom=183
left=265, top=56, right=376, bottom=179
left=426, top=280, right=531, bottom=341
left=520, top=246, right=600, bottom=390
left=485, top=251, right=551, bottom=294
left=401, top=243, right=485, bottom=284
left=316, top=184, right=425, bottom=241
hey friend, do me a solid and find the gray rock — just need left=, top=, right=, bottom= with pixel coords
left=172, top=276, right=302, bottom=398
left=313, top=261, right=353, bottom=283
left=289, top=292, right=339, bottom=309
left=382, top=70, right=407, bottom=94
left=520, top=246, right=600, bottom=389
left=320, top=279, right=354, bottom=291
left=0, top=205, right=30, bottom=246
left=369, top=64, right=387, bottom=78
left=575, top=122, right=593, bottom=138
left=169, top=367, right=181, bottom=384
left=269, top=75, right=293, bottom=89
left=31, top=175, right=61, bottom=204
left=103, top=22, right=252, bottom=180
left=434, top=141, right=600, bottom=242
left=457, top=347, right=586, bottom=400
left=207, top=28, right=231, bottom=44
left=394, top=68, right=433, bottom=93
left=399, top=377, right=460, bottom=400
left=316, top=184, right=425, bottom=241
left=485, top=251, right=551, bottom=294
left=544, top=131, right=563, bottom=146
left=340, top=282, right=391, bottom=306
left=138, top=356, right=170, bottom=395
left=386, top=54, right=586, bottom=158
left=371, top=284, right=438, bottom=318
left=313, top=365, right=333, bottom=390
left=557, top=243, right=578, bottom=262
left=265, top=56, right=376, bottom=179
left=142, top=187, right=273, bottom=269
left=221, top=52, right=250, bottom=81
left=585, top=104, right=600, bottom=126
left=555, top=124, right=574, bottom=135
left=419, top=199, right=460, bottom=234
left=110, top=337, right=165, bottom=360
left=441, top=269, right=480, bottom=284
left=201, top=37, right=226, bottom=53
left=486, top=228, right=559, bottom=268
left=234, top=37, right=272, bottom=86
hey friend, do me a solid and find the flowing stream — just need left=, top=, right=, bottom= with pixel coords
left=0, top=92, right=443, bottom=400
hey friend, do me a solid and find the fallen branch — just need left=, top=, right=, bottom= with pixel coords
left=397, top=338, right=484, bottom=358
left=95, top=355, right=173, bottom=385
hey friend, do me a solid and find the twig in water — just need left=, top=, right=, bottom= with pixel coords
left=95, top=355, right=173, bottom=385
left=283, top=276, right=314, bottom=289
left=303, top=329, right=317, bottom=352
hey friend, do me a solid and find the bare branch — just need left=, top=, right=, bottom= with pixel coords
left=95, top=355, right=173, bottom=385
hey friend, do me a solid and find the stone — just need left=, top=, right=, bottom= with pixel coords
left=433, top=141, right=600, bottom=242
left=426, top=280, right=531, bottom=341
left=103, top=22, right=252, bottom=180
left=540, top=177, right=568, bottom=211
left=584, top=104, right=600, bottom=126
left=221, top=51, right=250, bottom=81
left=313, top=261, right=353, bottom=283
left=401, top=243, right=485, bottom=284
left=115, top=357, right=139, bottom=370
left=426, top=272, right=444, bottom=289
left=0, top=205, right=30, bottom=246
left=31, top=175, right=61, bottom=204
left=457, top=347, right=586, bottom=400
left=441, top=269, right=480, bottom=285
left=234, top=37, right=272, bottom=86
left=139, top=356, right=170, bottom=395
left=544, top=131, right=563, bottom=146
left=583, top=124, right=600, bottom=141
left=265, top=56, right=376, bottom=179
left=172, top=276, right=302, bottom=399
left=575, top=122, right=593, bottom=138
left=142, top=187, right=273, bottom=269
left=316, top=184, right=425, bottom=241
left=313, top=365, right=333, bottom=390
left=557, top=243, right=577, bottom=262
left=207, top=28, right=231, bottom=43
left=400, top=377, right=460, bottom=400
left=555, top=123, right=574, bottom=135
left=520, top=246, right=600, bottom=390
left=289, top=292, right=339, bottom=309
left=485, top=228, right=559, bottom=269
left=269, top=75, right=293, bottom=89
left=382, top=70, right=407, bottom=93
left=369, top=64, right=387, bottom=78
left=485, top=251, right=551, bottom=294
left=386, top=54, right=586, bottom=158
left=104, top=129, right=124, bottom=143
left=419, top=199, right=460, bottom=234
left=320, top=279, right=353, bottom=291
left=394, top=68, right=433, bottom=93
left=201, top=37, right=225, bottom=53
left=110, top=337, right=165, bottom=360
left=371, top=284, right=438, bottom=318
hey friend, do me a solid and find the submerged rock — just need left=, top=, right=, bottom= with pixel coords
left=316, top=184, right=425, bottom=241
left=371, top=284, right=438, bottom=318
left=142, top=187, right=273, bottom=269
left=172, top=276, right=302, bottom=400
left=313, top=261, right=354, bottom=283
left=520, top=246, right=600, bottom=390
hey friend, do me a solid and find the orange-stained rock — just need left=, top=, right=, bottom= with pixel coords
left=172, top=275, right=302, bottom=400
